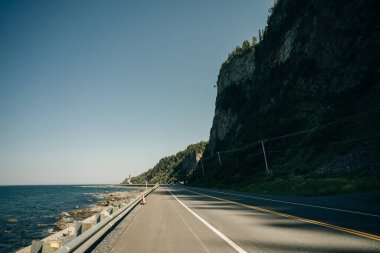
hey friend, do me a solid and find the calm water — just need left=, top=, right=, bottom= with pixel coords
left=0, top=185, right=138, bottom=253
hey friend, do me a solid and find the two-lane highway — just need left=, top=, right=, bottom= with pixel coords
left=182, top=186, right=380, bottom=236
left=110, top=187, right=239, bottom=253
left=110, top=186, right=380, bottom=253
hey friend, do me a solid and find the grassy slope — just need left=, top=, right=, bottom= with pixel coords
left=236, top=177, right=380, bottom=196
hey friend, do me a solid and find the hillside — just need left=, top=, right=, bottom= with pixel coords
left=187, top=0, right=380, bottom=191
left=123, top=142, right=207, bottom=184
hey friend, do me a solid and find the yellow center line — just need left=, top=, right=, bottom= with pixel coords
left=182, top=188, right=380, bottom=242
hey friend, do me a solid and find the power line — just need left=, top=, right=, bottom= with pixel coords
left=208, top=104, right=380, bottom=143
left=209, top=106, right=380, bottom=155
left=265, top=106, right=380, bottom=141
left=197, top=107, right=379, bottom=177
left=218, top=141, right=261, bottom=154
left=266, top=134, right=380, bottom=153
left=197, top=135, right=380, bottom=176
left=221, top=152, right=264, bottom=162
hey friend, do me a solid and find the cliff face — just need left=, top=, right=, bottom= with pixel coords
left=208, top=50, right=255, bottom=153
left=191, top=0, right=380, bottom=186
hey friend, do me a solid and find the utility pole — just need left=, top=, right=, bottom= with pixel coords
left=201, top=159, right=204, bottom=176
left=260, top=140, right=270, bottom=174
left=217, top=152, right=222, bottom=167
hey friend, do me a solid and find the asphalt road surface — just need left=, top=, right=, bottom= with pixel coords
left=110, top=186, right=380, bottom=253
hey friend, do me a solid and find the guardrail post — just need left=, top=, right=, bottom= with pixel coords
left=75, top=221, right=83, bottom=237
left=31, top=240, right=43, bottom=253
left=42, top=240, right=61, bottom=253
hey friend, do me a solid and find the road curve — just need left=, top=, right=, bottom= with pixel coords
left=110, top=186, right=380, bottom=253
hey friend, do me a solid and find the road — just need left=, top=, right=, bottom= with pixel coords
left=110, top=186, right=380, bottom=253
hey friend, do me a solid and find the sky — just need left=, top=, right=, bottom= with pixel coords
left=0, top=0, right=274, bottom=185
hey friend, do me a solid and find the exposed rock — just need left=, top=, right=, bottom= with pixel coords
left=68, top=208, right=95, bottom=218
left=217, top=50, right=255, bottom=95
left=53, top=191, right=140, bottom=232
left=54, top=217, right=74, bottom=231
left=196, top=0, right=380, bottom=185
left=60, top=212, right=70, bottom=217
left=7, top=218, right=17, bottom=223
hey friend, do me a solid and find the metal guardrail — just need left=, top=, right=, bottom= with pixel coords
left=119, top=184, right=157, bottom=187
left=31, top=185, right=159, bottom=253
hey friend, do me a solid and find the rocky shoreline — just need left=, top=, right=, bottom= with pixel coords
left=16, top=188, right=143, bottom=253
left=54, top=190, right=143, bottom=231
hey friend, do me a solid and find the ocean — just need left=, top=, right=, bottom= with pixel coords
left=0, top=185, right=138, bottom=253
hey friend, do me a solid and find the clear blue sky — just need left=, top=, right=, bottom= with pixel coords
left=0, top=0, right=274, bottom=185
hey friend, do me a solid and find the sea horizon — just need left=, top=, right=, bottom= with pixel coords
left=0, top=183, right=118, bottom=187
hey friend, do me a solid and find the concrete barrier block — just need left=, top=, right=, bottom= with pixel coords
left=100, top=211, right=110, bottom=220
left=81, top=222, right=93, bottom=233
left=75, top=221, right=82, bottom=237
left=30, top=240, right=43, bottom=253
left=42, top=240, right=61, bottom=253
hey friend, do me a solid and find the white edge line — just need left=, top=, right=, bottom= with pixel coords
left=167, top=188, right=247, bottom=253
left=189, top=187, right=380, bottom=218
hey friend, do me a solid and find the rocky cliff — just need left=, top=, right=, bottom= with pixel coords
left=189, top=0, right=380, bottom=186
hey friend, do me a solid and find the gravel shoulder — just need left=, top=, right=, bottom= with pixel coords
left=91, top=201, right=143, bottom=253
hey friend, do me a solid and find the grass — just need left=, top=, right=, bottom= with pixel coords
left=238, top=177, right=380, bottom=196
left=374, top=194, right=380, bottom=205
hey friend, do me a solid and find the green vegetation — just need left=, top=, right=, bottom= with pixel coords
left=123, top=141, right=207, bottom=184
left=241, top=40, right=251, bottom=50
left=222, top=37, right=256, bottom=67
left=221, top=0, right=278, bottom=68
left=238, top=177, right=380, bottom=196
left=374, top=194, right=380, bottom=205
